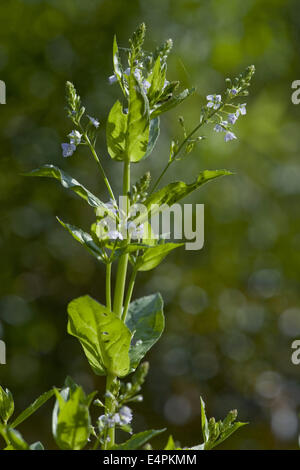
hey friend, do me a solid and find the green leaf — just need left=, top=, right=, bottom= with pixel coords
left=24, top=164, right=106, bottom=209
left=135, top=169, right=232, bottom=225
left=106, top=100, right=128, bottom=161
left=57, top=218, right=104, bottom=262
left=210, top=420, right=247, bottom=449
left=113, top=35, right=127, bottom=96
left=151, top=88, right=195, bottom=118
left=11, top=389, right=55, bottom=429
left=6, top=428, right=29, bottom=450
left=143, top=117, right=160, bottom=160
left=135, top=242, right=183, bottom=271
left=107, top=74, right=150, bottom=163
left=197, top=397, right=247, bottom=450
left=111, top=429, right=165, bottom=450
left=53, top=387, right=90, bottom=450
left=126, top=294, right=164, bottom=370
left=29, top=441, right=44, bottom=450
left=147, top=57, right=166, bottom=106
left=67, top=295, right=132, bottom=377
left=127, top=74, right=150, bottom=162
left=0, top=386, right=14, bottom=424
left=200, top=397, right=209, bottom=444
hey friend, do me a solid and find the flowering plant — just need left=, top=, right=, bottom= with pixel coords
left=0, top=24, right=254, bottom=450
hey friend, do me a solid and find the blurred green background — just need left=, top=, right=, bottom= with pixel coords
left=1, top=0, right=300, bottom=450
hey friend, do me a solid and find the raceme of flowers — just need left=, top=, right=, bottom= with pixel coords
left=207, top=93, right=247, bottom=142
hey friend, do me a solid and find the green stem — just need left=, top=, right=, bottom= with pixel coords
left=104, top=160, right=130, bottom=449
left=83, top=132, right=116, bottom=202
left=151, top=160, right=172, bottom=194
left=113, top=159, right=130, bottom=318
left=121, top=268, right=137, bottom=322
left=103, top=372, right=116, bottom=450
left=106, top=263, right=112, bottom=311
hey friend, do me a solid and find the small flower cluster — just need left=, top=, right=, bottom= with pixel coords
left=109, top=65, right=169, bottom=96
left=211, top=101, right=247, bottom=142
left=62, top=82, right=100, bottom=158
left=98, top=406, right=133, bottom=431
left=201, top=65, right=255, bottom=143
left=95, top=199, right=144, bottom=242
left=61, top=130, right=82, bottom=158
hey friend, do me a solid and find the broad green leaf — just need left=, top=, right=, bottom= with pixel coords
left=113, top=36, right=127, bottom=96
left=135, top=242, right=183, bottom=271
left=143, top=117, right=160, bottom=160
left=107, top=75, right=150, bottom=163
left=24, top=164, right=106, bottom=210
left=111, top=429, right=165, bottom=450
left=29, top=441, right=44, bottom=450
left=67, top=295, right=132, bottom=377
left=200, top=397, right=209, bottom=444
left=106, top=100, right=128, bottom=161
left=53, top=387, right=90, bottom=450
left=6, top=428, right=28, bottom=450
left=11, top=389, right=55, bottom=429
left=57, top=218, right=104, bottom=262
left=127, top=74, right=150, bottom=162
left=126, top=294, right=164, bottom=370
left=151, top=88, right=195, bottom=118
left=0, top=386, right=14, bottom=424
left=135, top=169, right=232, bottom=225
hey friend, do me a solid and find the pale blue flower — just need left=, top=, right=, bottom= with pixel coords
left=237, top=103, right=247, bottom=116
left=113, top=407, right=133, bottom=426
left=61, top=143, right=76, bottom=158
left=105, top=200, right=118, bottom=216
left=108, top=74, right=117, bottom=85
left=87, top=115, right=100, bottom=128
left=98, top=415, right=115, bottom=429
left=228, top=113, right=238, bottom=124
left=207, top=94, right=222, bottom=110
left=127, top=221, right=144, bottom=239
left=107, top=230, right=123, bottom=240
left=142, top=79, right=151, bottom=94
left=133, top=69, right=142, bottom=81
left=214, top=124, right=225, bottom=133
left=109, top=68, right=130, bottom=84
left=230, top=88, right=238, bottom=95
left=119, top=406, right=133, bottom=425
left=214, top=120, right=227, bottom=132
left=68, top=130, right=82, bottom=145
left=224, top=131, right=237, bottom=142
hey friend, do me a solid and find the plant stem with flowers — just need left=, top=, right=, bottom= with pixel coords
left=0, top=24, right=255, bottom=451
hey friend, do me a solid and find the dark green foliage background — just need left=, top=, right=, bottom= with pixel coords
left=1, top=0, right=300, bottom=449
